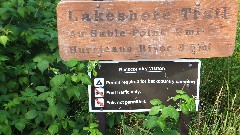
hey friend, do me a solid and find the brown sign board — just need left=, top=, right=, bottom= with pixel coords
left=57, top=0, right=238, bottom=60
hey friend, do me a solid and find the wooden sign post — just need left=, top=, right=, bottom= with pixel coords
left=57, top=0, right=238, bottom=60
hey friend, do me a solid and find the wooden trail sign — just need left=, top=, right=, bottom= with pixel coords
left=57, top=0, right=238, bottom=60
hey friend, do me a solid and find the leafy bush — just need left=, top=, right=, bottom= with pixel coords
left=0, top=0, right=98, bottom=134
left=142, top=90, right=195, bottom=135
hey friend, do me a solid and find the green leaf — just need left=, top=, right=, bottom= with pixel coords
left=64, top=58, right=78, bottom=68
left=74, top=88, right=81, bottom=99
left=4, top=97, right=21, bottom=109
left=67, top=86, right=77, bottom=99
left=50, top=75, right=65, bottom=87
left=0, top=113, right=7, bottom=123
left=107, top=115, right=115, bottom=128
left=33, top=54, right=54, bottom=64
left=90, top=123, right=98, bottom=128
left=143, top=116, right=157, bottom=128
left=38, top=92, right=51, bottom=101
left=83, top=127, right=90, bottom=130
left=161, top=107, right=169, bottom=119
left=149, top=106, right=161, bottom=115
left=6, top=81, right=18, bottom=90
left=56, top=103, right=67, bottom=119
left=62, top=121, right=68, bottom=130
left=17, top=7, right=27, bottom=17
left=47, top=97, right=55, bottom=106
left=26, top=35, right=35, bottom=44
left=136, top=114, right=145, bottom=118
left=180, top=104, right=189, bottom=115
left=0, top=8, right=9, bottom=15
left=29, top=128, right=45, bottom=135
left=173, top=95, right=181, bottom=102
left=188, top=99, right=196, bottom=111
left=26, top=5, right=36, bottom=13
left=181, top=95, right=191, bottom=102
left=48, top=124, right=58, bottom=135
left=36, top=86, right=49, bottom=92
left=79, top=73, right=92, bottom=85
left=47, top=104, right=57, bottom=118
left=173, top=94, right=191, bottom=102
left=18, top=0, right=25, bottom=6
left=21, top=87, right=37, bottom=97
left=150, top=99, right=162, bottom=106
left=50, top=67, right=59, bottom=75
left=176, top=90, right=185, bottom=94
left=68, top=120, right=75, bottom=128
left=162, top=106, right=179, bottom=122
left=15, top=120, right=26, bottom=132
left=0, top=84, right=7, bottom=94
left=67, top=86, right=81, bottom=99
left=157, top=117, right=165, bottom=130
left=0, top=36, right=9, bottom=47
left=25, top=110, right=38, bottom=120
left=4, top=24, right=21, bottom=40
left=71, top=129, right=79, bottom=135
left=1, top=124, right=12, bottom=135
left=75, top=63, right=85, bottom=72
left=0, top=55, right=9, bottom=62
left=37, top=60, right=49, bottom=73
left=35, top=113, right=43, bottom=125
left=71, top=75, right=78, bottom=83
left=19, top=77, right=29, bottom=86
left=93, top=69, right=97, bottom=77
left=43, top=1, right=52, bottom=7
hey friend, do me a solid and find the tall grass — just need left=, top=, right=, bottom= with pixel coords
left=189, top=6, right=240, bottom=134
left=189, top=84, right=240, bottom=134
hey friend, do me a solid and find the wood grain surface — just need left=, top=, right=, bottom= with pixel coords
left=57, top=0, right=238, bottom=60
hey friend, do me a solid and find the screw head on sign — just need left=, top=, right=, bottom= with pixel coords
left=97, top=54, right=101, bottom=57
left=196, top=2, right=200, bottom=6
left=96, top=4, right=100, bottom=8
left=189, top=63, right=193, bottom=67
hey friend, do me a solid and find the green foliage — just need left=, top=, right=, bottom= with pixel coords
left=25, top=110, right=38, bottom=120
left=0, top=0, right=101, bottom=134
left=173, top=90, right=196, bottom=115
left=83, top=123, right=103, bottom=135
left=149, top=106, right=161, bottom=116
left=142, top=90, right=195, bottom=134
left=48, top=124, right=59, bottom=135
left=0, top=35, right=9, bottom=47
left=189, top=87, right=240, bottom=134
left=114, top=90, right=196, bottom=135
